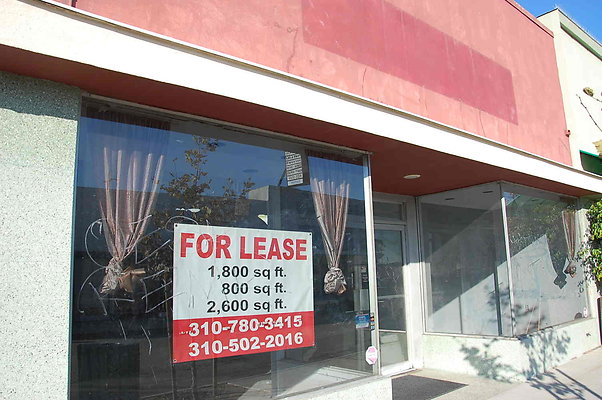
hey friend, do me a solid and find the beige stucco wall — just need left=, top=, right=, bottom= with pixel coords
left=0, top=71, right=80, bottom=399
left=539, top=10, right=602, bottom=168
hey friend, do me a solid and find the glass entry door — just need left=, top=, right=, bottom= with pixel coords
left=373, top=199, right=413, bottom=374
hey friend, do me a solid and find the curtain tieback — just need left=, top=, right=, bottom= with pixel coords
left=100, top=258, right=124, bottom=294
left=324, top=266, right=347, bottom=295
left=564, top=259, right=577, bottom=278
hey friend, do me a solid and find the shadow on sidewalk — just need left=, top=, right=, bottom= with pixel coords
left=528, top=369, right=602, bottom=400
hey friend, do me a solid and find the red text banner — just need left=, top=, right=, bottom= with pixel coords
left=173, top=311, right=315, bottom=362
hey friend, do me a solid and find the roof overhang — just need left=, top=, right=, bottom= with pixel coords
left=1, top=0, right=601, bottom=197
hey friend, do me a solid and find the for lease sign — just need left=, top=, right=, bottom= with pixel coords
left=172, top=224, right=314, bottom=363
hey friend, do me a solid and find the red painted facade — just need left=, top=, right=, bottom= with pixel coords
left=67, top=0, right=570, bottom=164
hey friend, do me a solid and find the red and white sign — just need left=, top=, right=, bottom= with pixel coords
left=365, top=346, right=378, bottom=365
left=172, top=224, right=314, bottom=363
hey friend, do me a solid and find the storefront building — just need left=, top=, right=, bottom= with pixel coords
left=0, top=1, right=601, bottom=399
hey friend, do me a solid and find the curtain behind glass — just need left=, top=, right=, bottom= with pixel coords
left=78, top=110, right=169, bottom=294
left=309, top=156, right=351, bottom=295
left=71, top=101, right=372, bottom=400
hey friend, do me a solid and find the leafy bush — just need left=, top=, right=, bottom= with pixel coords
left=580, top=200, right=602, bottom=293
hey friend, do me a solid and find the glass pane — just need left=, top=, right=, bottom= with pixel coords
left=379, top=332, right=408, bottom=368
left=420, top=183, right=511, bottom=336
left=373, top=201, right=406, bottom=222
left=504, top=189, right=587, bottom=334
left=375, top=226, right=408, bottom=367
left=70, top=100, right=372, bottom=400
left=375, top=229, right=406, bottom=331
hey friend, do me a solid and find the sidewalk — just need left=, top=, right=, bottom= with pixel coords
left=407, top=346, right=602, bottom=400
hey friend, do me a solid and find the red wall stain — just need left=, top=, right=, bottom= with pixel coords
left=302, top=0, right=517, bottom=123
left=65, top=0, right=571, bottom=165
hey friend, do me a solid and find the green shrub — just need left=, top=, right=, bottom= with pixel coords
left=580, top=200, right=602, bottom=292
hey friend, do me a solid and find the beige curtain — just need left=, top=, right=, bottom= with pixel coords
left=84, top=107, right=170, bottom=295
left=99, top=148, right=165, bottom=293
left=562, top=209, right=577, bottom=277
left=311, top=178, right=350, bottom=295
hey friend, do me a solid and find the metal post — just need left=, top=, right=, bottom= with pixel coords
left=500, top=184, right=517, bottom=337
left=363, top=155, right=380, bottom=374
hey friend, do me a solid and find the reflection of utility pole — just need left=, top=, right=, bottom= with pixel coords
left=277, top=167, right=286, bottom=186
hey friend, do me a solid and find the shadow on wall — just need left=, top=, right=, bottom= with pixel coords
left=466, top=295, right=569, bottom=382
left=459, top=339, right=518, bottom=381
left=0, top=71, right=79, bottom=119
left=458, top=330, right=602, bottom=400
left=458, top=330, right=566, bottom=381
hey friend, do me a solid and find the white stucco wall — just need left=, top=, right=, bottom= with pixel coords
left=539, top=10, right=602, bottom=168
left=0, top=71, right=80, bottom=399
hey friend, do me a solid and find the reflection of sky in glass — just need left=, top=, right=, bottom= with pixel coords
left=170, top=135, right=284, bottom=196
left=77, top=117, right=366, bottom=200
left=503, top=192, right=519, bottom=206
left=76, top=117, right=170, bottom=189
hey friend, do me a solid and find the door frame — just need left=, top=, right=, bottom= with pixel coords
left=372, top=193, right=423, bottom=375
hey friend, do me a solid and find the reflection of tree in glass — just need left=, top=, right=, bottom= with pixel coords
left=164, top=136, right=219, bottom=208
left=105, top=135, right=258, bottom=400
left=138, top=136, right=255, bottom=281
left=374, top=235, right=404, bottom=298
left=506, top=196, right=573, bottom=285
left=375, top=238, right=385, bottom=262
left=486, top=287, right=545, bottom=335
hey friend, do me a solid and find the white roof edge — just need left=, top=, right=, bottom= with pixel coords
left=556, top=9, right=602, bottom=61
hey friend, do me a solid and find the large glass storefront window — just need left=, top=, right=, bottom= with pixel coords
left=70, top=100, right=373, bottom=399
left=420, top=183, right=588, bottom=337
left=420, top=183, right=510, bottom=336
left=504, top=184, right=587, bottom=334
